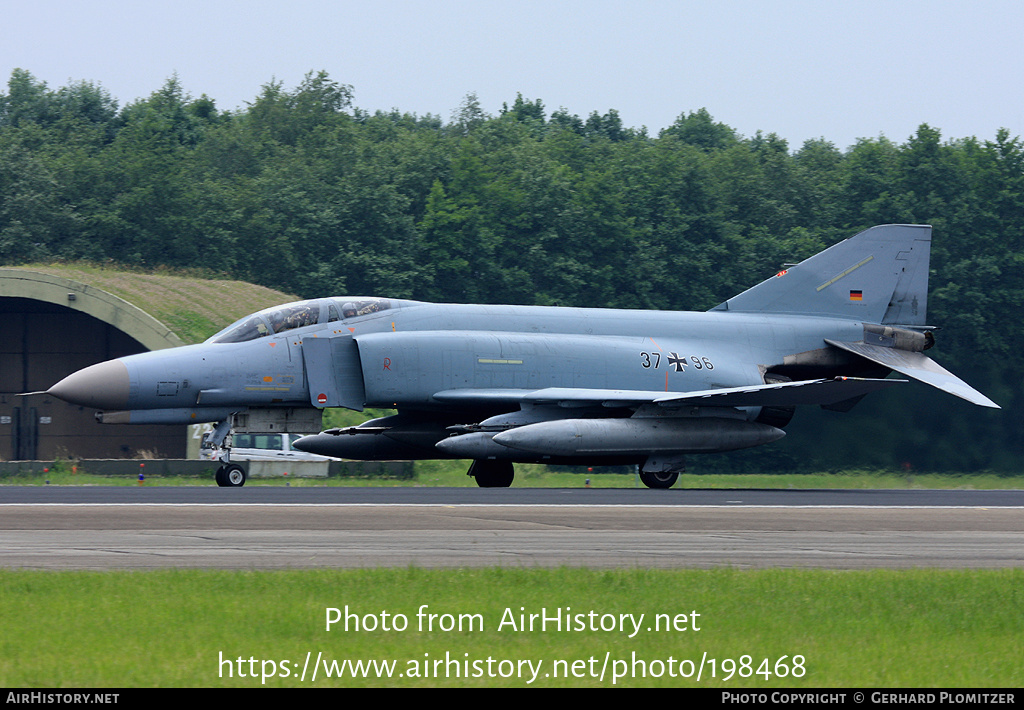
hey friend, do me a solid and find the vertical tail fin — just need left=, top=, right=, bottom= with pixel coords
left=711, top=224, right=932, bottom=325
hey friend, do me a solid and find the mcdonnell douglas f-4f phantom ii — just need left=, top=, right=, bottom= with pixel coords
left=47, top=224, right=998, bottom=488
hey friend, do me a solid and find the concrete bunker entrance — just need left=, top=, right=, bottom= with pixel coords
left=0, top=272, right=187, bottom=461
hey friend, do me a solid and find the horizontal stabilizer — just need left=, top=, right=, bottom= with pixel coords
left=433, top=377, right=904, bottom=409
left=825, top=340, right=1000, bottom=408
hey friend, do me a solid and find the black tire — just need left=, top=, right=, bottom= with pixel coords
left=215, top=464, right=247, bottom=487
left=469, top=460, right=514, bottom=488
left=639, top=470, right=678, bottom=489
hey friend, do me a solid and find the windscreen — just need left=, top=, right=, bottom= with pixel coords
left=209, top=301, right=322, bottom=343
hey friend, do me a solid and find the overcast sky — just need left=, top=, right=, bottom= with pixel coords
left=3, top=0, right=1023, bottom=150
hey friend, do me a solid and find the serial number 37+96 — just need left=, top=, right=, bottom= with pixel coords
left=640, top=351, right=714, bottom=372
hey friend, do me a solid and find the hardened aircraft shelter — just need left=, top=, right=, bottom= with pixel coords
left=0, top=268, right=292, bottom=460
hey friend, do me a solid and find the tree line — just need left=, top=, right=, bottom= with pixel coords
left=1, top=68, right=1021, bottom=472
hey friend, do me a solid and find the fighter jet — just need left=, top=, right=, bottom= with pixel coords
left=47, top=224, right=998, bottom=487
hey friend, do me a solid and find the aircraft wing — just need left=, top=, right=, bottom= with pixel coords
left=650, top=377, right=903, bottom=407
left=825, top=340, right=1000, bottom=408
left=432, top=377, right=903, bottom=409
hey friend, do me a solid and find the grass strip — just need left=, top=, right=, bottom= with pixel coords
left=1, top=568, right=1020, bottom=687
left=3, top=462, right=1023, bottom=489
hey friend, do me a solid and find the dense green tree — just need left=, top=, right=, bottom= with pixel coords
left=0, top=142, right=77, bottom=261
left=2, top=67, right=1022, bottom=471
left=501, top=93, right=545, bottom=125
left=660, top=108, right=737, bottom=150
left=0, top=69, right=56, bottom=127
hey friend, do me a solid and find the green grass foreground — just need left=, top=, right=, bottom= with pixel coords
left=3, top=460, right=1023, bottom=489
left=1, top=568, right=1021, bottom=687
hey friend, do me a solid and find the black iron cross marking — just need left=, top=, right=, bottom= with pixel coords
left=667, top=352, right=688, bottom=372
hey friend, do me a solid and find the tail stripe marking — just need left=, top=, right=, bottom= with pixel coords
left=816, top=256, right=874, bottom=292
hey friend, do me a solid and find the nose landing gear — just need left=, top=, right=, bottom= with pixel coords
left=203, top=418, right=247, bottom=487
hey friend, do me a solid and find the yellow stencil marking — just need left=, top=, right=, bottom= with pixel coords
left=817, top=255, right=874, bottom=292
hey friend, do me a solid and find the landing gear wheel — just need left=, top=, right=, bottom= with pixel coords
left=639, top=471, right=678, bottom=489
left=216, top=464, right=247, bottom=487
left=469, top=460, right=514, bottom=488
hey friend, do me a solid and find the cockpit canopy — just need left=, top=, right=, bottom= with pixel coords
left=208, top=298, right=393, bottom=343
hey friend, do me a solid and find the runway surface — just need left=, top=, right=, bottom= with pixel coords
left=2, top=486, right=1022, bottom=570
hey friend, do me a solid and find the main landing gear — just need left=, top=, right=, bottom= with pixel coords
left=638, top=471, right=679, bottom=489
left=215, top=463, right=247, bottom=488
left=469, top=459, right=514, bottom=488
left=639, top=455, right=684, bottom=489
left=467, top=460, right=679, bottom=488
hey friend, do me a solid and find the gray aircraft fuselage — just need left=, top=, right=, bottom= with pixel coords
left=55, top=302, right=864, bottom=414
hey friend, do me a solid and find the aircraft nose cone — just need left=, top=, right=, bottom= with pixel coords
left=48, top=360, right=130, bottom=410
